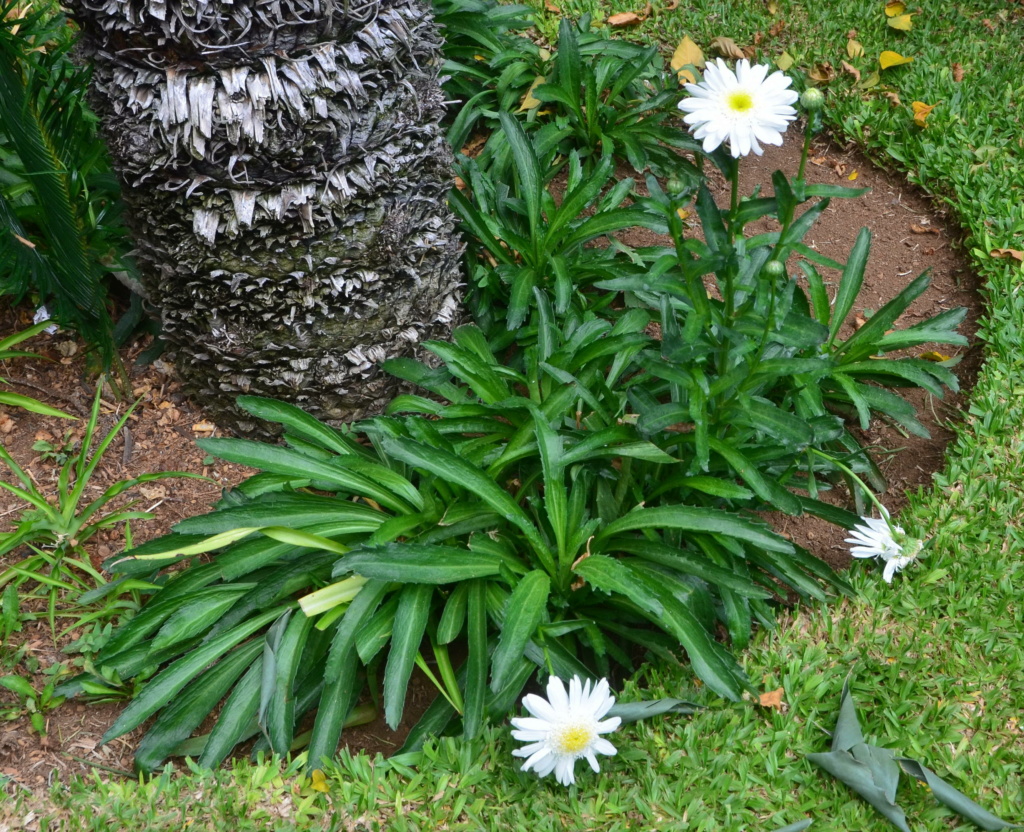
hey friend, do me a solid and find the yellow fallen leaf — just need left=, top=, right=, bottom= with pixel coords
left=517, top=75, right=545, bottom=113
left=884, top=0, right=906, bottom=15
left=887, top=13, right=914, bottom=30
left=671, top=35, right=705, bottom=81
left=767, top=0, right=778, bottom=14
left=911, top=100, right=935, bottom=127
left=309, top=769, right=330, bottom=793
left=857, top=70, right=881, bottom=89
left=710, top=36, right=745, bottom=60
left=879, top=50, right=913, bottom=69
left=775, top=50, right=794, bottom=71
left=676, top=208, right=690, bottom=220
left=919, top=351, right=953, bottom=362
left=846, top=38, right=864, bottom=59
left=608, top=11, right=643, bottom=26
left=990, top=248, right=1024, bottom=262
left=848, top=170, right=859, bottom=180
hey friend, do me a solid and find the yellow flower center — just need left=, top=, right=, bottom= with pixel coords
left=553, top=723, right=595, bottom=755
left=727, top=91, right=755, bottom=113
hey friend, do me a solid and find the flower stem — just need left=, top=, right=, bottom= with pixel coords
left=808, top=448, right=899, bottom=535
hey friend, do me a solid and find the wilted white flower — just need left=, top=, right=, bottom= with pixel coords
left=846, top=509, right=924, bottom=583
left=33, top=305, right=58, bottom=335
left=511, top=675, right=621, bottom=786
left=678, top=58, right=798, bottom=157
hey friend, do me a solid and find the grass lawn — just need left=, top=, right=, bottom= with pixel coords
left=3, top=1, right=1023, bottom=829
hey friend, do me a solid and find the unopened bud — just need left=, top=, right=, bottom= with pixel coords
left=801, top=87, right=825, bottom=112
left=666, top=176, right=686, bottom=197
left=762, top=259, right=786, bottom=279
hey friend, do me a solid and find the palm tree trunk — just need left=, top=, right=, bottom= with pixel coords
left=67, top=0, right=461, bottom=434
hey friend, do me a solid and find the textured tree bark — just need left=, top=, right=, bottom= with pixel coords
left=68, top=0, right=462, bottom=435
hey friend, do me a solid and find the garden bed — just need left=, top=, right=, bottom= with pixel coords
left=0, top=126, right=981, bottom=796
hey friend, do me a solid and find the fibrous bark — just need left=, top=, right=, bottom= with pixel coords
left=69, top=0, right=462, bottom=434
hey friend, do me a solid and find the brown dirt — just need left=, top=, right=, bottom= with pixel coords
left=0, top=127, right=983, bottom=797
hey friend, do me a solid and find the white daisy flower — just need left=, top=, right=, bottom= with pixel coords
left=845, top=509, right=924, bottom=583
left=678, top=58, right=798, bottom=157
left=511, top=675, right=621, bottom=786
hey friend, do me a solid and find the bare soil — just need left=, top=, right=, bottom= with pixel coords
left=0, top=127, right=983, bottom=798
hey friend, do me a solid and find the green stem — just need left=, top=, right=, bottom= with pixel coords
left=797, top=126, right=812, bottom=185
left=808, top=449, right=898, bottom=535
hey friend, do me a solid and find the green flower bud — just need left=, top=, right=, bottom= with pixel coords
left=666, top=176, right=686, bottom=197
left=801, top=87, right=825, bottom=112
left=762, top=259, right=787, bottom=279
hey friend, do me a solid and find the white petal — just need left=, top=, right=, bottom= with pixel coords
left=592, top=736, right=617, bottom=756
left=546, top=676, right=570, bottom=716
left=510, top=717, right=553, bottom=734
left=519, top=746, right=552, bottom=771
left=555, top=756, right=576, bottom=786
left=522, top=693, right=558, bottom=722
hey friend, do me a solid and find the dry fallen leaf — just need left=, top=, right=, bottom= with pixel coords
left=544, top=0, right=558, bottom=11
left=671, top=35, right=706, bottom=80
left=759, top=688, right=786, bottom=709
left=990, top=248, right=1024, bottom=262
left=883, top=90, right=902, bottom=106
left=808, top=62, right=834, bottom=83
left=847, top=38, right=864, bottom=59
left=879, top=50, right=913, bottom=69
left=840, top=60, right=861, bottom=82
left=884, top=0, right=906, bottom=15
left=608, top=11, right=643, bottom=26
left=768, top=19, right=785, bottom=37
left=911, top=223, right=940, bottom=234
left=951, top=62, right=965, bottom=82
left=854, top=312, right=869, bottom=330
left=912, top=100, right=935, bottom=127
left=192, top=421, right=217, bottom=433
left=710, top=36, right=745, bottom=59
left=742, top=44, right=757, bottom=60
